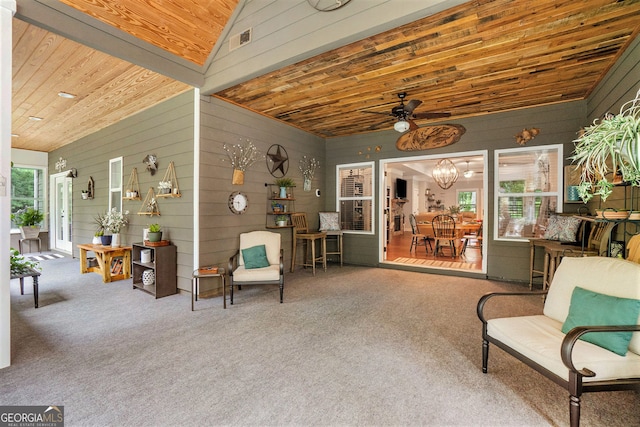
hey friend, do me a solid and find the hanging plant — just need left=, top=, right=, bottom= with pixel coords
left=570, top=88, right=640, bottom=202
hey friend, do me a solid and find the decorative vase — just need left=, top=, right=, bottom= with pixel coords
left=303, top=178, right=311, bottom=192
left=148, top=231, right=162, bottom=242
left=279, top=186, right=287, bottom=198
left=142, top=269, right=155, bottom=286
left=100, top=235, right=112, bottom=246
left=232, top=169, right=244, bottom=185
left=111, top=233, right=121, bottom=247
left=92, top=236, right=101, bottom=244
left=143, top=228, right=150, bottom=242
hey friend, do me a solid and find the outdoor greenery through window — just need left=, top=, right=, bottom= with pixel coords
left=11, top=167, right=45, bottom=230
left=494, top=144, right=562, bottom=241
left=336, top=162, right=374, bottom=233
left=457, top=190, right=477, bottom=213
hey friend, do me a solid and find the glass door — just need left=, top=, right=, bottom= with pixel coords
left=51, top=173, right=73, bottom=253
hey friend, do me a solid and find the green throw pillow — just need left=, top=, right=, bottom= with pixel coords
left=561, top=286, right=640, bottom=356
left=241, top=245, right=270, bottom=269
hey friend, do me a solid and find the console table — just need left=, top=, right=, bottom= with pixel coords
left=77, top=243, right=132, bottom=283
left=11, top=268, right=41, bottom=308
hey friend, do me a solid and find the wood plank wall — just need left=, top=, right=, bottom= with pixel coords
left=198, top=96, right=325, bottom=295
left=51, top=90, right=196, bottom=291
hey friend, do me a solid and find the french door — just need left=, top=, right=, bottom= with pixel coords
left=50, top=173, right=73, bottom=253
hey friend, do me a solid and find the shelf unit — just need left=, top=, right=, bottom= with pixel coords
left=266, top=184, right=295, bottom=229
left=131, top=242, right=177, bottom=298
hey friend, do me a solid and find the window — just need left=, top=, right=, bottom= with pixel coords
left=336, top=162, right=374, bottom=233
left=109, top=157, right=123, bottom=212
left=11, top=166, right=46, bottom=230
left=457, top=190, right=477, bottom=213
left=494, top=144, right=562, bottom=241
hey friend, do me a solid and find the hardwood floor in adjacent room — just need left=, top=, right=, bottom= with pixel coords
left=384, top=231, right=483, bottom=271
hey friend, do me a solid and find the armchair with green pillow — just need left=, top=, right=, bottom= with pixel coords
left=478, top=256, right=640, bottom=427
left=228, top=231, right=284, bottom=304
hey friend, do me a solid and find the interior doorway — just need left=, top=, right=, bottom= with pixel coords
left=50, top=172, right=73, bottom=253
left=380, top=151, right=488, bottom=274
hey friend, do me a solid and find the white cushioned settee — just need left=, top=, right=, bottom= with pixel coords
left=477, top=256, right=640, bottom=427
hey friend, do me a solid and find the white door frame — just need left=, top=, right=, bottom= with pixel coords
left=49, top=172, right=73, bottom=253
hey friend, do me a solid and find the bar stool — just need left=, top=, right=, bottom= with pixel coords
left=291, top=213, right=326, bottom=275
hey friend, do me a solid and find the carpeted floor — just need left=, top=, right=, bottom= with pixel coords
left=3, top=255, right=638, bottom=426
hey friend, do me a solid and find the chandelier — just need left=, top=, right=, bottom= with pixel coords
left=432, top=158, right=459, bottom=190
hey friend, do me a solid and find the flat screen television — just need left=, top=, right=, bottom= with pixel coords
left=396, top=178, right=407, bottom=199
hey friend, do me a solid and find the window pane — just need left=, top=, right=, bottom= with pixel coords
left=337, top=162, right=374, bottom=233
left=11, top=167, right=45, bottom=229
left=495, top=144, right=562, bottom=241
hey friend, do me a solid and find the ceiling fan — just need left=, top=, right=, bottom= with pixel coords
left=363, top=92, right=451, bottom=132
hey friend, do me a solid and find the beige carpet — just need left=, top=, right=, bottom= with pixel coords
left=3, top=256, right=638, bottom=426
left=392, top=256, right=475, bottom=269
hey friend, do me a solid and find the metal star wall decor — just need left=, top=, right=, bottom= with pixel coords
left=266, top=144, right=289, bottom=177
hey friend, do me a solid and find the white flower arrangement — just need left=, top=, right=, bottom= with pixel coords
left=223, top=139, right=264, bottom=171
left=299, top=156, right=320, bottom=180
left=99, top=208, right=129, bottom=234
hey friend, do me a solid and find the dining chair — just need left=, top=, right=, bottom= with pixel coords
left=409, top=214, right=432, bottom=254
left=461, top=221, right=483, bottom=255
left=431, top=214, right=457, bottom=257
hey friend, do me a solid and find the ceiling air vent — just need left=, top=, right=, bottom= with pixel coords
left=229, top=28, right=252, bottom=51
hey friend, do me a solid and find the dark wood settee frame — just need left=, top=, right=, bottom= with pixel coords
left=477, top=291, right=640, bottom=427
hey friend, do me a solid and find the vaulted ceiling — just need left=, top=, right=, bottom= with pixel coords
left=11, top=0, right=640, bottom=152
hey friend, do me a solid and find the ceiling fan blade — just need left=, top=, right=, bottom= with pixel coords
left=408, top=119, right=419, bottom=131
left=412, top=112, right=451, bottom=119
left=404, top=99, right=422, bottom=114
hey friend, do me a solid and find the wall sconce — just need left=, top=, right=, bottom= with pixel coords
left=66, top=168, right=77, bottom=178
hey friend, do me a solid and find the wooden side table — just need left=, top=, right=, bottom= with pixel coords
left=11, top=268, right=41, bottom=308
left=192, top=267, right=226, bottom=310
left=77, top=243, right=132, bottom=283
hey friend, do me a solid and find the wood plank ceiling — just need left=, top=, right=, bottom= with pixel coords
left=11, top=0, right=640, bottom=152
left=215, top=0, right=640, bottom=137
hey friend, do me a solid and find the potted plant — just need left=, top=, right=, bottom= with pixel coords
left=11, top=207, right=45, bottom=239
left=570, top=88, right=640, bottom=202
left=275, top=177, right=295, bottom=198
left=148, top=223, right=162, bottom=242
left=158, top=181, right=172, bottom=194
left=271, top=200, right=283, bottom=213
left=10, top=248, right=40, bottom=276
left=275, top=215, right=288, bottom=227
left=97, top=208, right=129, bottom=246
left=81, top=190, right=89, bottom=200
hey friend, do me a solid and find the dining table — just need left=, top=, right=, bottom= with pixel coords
left=416, top=220, right=482, bottom=255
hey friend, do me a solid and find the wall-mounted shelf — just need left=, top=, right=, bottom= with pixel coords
left=156, top=161, right=181, bottom=198
left=138, top=188, right=160, bottom=216
left=266, top=184, right=295, bottom=228
left=123, top=168, right=141, bottom=200
left=82, top=176, right=94, bottom=200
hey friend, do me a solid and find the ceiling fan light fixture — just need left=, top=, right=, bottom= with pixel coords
left=463, top=160, right=474, bottom=178
left=394, top=119, right=410, bottom=132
